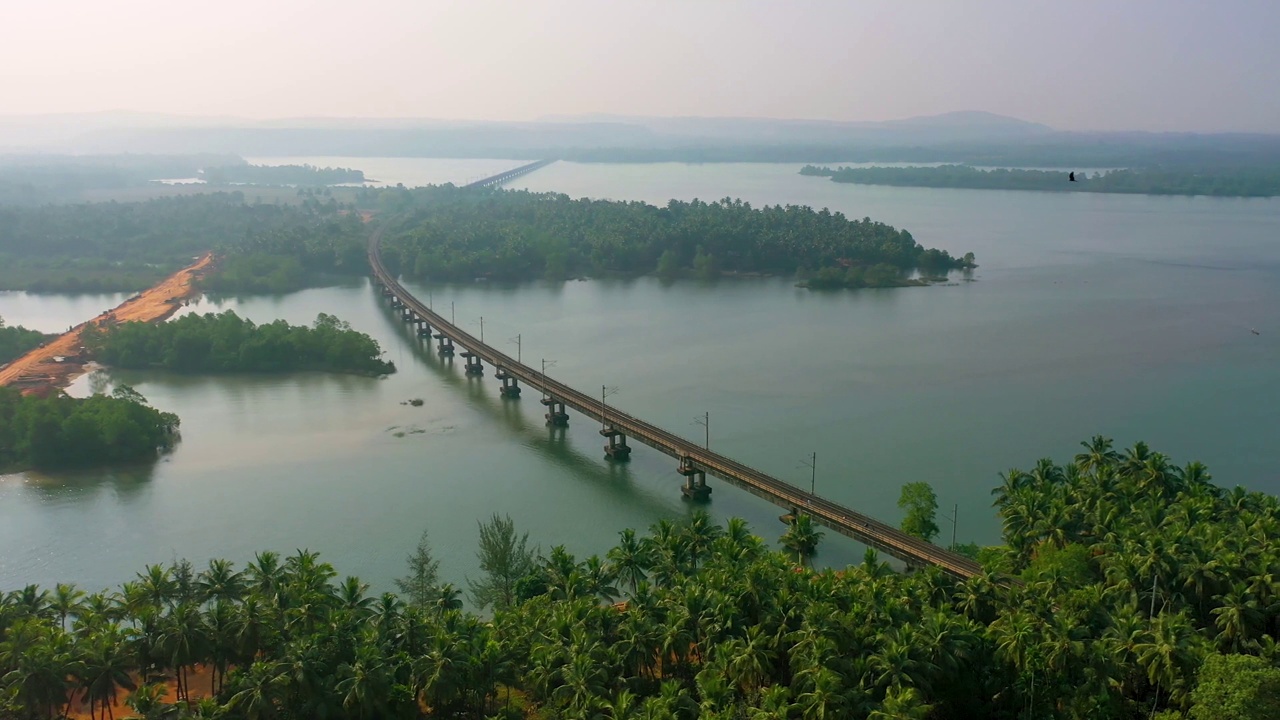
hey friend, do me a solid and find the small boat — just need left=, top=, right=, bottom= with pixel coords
left=1252, top=329, right=1261, bottom=335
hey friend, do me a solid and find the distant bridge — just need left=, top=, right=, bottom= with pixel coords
left=368, top=220, right=982, bottom=579
left=463, top=159, right=557, bottom=189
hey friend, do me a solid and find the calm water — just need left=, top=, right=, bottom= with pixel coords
left=3, top=159, right=1278, bottom=596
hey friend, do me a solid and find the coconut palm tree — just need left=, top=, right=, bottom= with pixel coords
left=607, top=529, right=652, bottom=594
left=779, top=515, right=823, bottom=566
left=77, top=628, right=137, bottom=720
left=50, top=584, right=84, bottom=633
left=225, top=661, right=286, bottom=720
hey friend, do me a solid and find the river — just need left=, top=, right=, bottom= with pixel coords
left=2, top=159, right=1277, bottom=595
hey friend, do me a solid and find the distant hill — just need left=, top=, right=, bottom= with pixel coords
left=0, top=110, right=1276, bottom=169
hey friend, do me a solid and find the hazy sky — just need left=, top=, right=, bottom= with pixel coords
left=1, top=0, right=1277, bottom=132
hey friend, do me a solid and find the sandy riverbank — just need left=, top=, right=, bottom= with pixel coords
left=0, top=254, right=213, bottom=395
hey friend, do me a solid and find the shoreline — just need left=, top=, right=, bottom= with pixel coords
left=0, top=254, right=213, bottom=396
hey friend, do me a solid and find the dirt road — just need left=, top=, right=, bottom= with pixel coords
left=0, top=254, right=213, bottom=394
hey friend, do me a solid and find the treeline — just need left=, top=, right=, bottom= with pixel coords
left=82, top=311, right=395, bottom=376
left=0, top=385, right=179, bottom=471
left=802, top=164, right=1280, bottom=197
left=4, top=438, right=1280, bottom=719
left=0, top=317, right=49, bottom=365
left=0, top=192, right=366, bottom=293
left=379, top=185, right=973, bottom=284
left=199, top=164, right=366, bottom=187
left=0, top=153, right=240, bottom=206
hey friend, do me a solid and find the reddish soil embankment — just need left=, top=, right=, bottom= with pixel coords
left=0, top=254, right=214, bottom=395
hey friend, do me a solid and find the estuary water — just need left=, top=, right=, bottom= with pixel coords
left=2, top=159, right=1278, bottom=596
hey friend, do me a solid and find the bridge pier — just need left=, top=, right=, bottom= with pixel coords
left=495, top=368, right=521, bottom=397
left=417, top=320, right=433, bottom=338
left=461, top=352, right=484, bottom=376
left=678, top=456, right=711, bottom=500
left=433, top=334, right=455, bottom=356
left=540, top=397, right=569, bottom=426
left=599, top=426, right=632, bottom=461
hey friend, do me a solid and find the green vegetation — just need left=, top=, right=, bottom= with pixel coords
left=3, top=437, right=1279, bottom=718
left=897, top=481, right=940, bottom=542
left=802, top=164, right=1280, bottom=197
left=378, top=185, right=973, bottom=285
left=199, top=164, right=365, bottom=187
left=0, top=384, right=179, bottom=472
left=0, top=192, right=366, bottom=294
left=0, top=154, right=239, bottom=205
left=0, top=317, right=50, bottom=365
left=82, top=311, right=394, bottom=376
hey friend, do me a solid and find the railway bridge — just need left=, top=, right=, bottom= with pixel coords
left=369, top=222, right=982, bottom=579
left=463, top=160, right=557, bottom=189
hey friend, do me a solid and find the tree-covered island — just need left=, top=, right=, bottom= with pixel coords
left=82, top=311, right=395, bottom=376
left=376, top=186, right=975, bottom=287
left=199, top=164, right=366, bottom=187
left=3, top=437, right=1279, bottom=719
left=801, top=164, right=1280, bottom=197
left=0, top=384, right=179, bottom=472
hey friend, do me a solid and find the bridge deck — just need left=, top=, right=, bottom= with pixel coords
left=463, top=159, right=556, bottom=189
left=368, top=224, right=982, bottom=579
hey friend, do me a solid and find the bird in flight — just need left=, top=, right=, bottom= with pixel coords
left=1069, top=171, right=1076, bottom=182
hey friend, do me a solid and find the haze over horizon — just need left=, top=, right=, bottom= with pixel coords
left=2, top=0, right=1278, bottom=134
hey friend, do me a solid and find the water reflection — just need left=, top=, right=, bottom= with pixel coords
left=377, top=299, right=682, bottom=517
left=17, top=459, right=160, bottom=504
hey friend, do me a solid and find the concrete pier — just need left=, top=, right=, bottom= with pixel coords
left=600, top=426, right=632, bottom=460
left=433, top=333, right=455, bottom=356
left=540, top=397, right=569, bottom=426
left=495, top=368, right=522, bottom=397
left=678, top=455, right=711, bottom=500
left=461, top=351, right=484, bottom=376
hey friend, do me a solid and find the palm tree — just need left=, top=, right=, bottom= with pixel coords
left=197, top=559, right=245, bottom=605
left=1, top=618, right=81, bottom=720
left=334, top=576, right=374, bottom=618
left=161, top=603, right=209, bottom=702
left=869, top=685, right=932, bottom=720
left=1211, top=583, right=1262, bottom=652
left=135, top=566, right=176, bottom=611
left=583, top=556, right=620, bottom=604
left=124, top=683, right=176, bottom=720
left=607, top=529, right=651, bottom=594
left=779, top=514, right=823, bottom=566
left=335, top=642, right=389, bottom=720
left=682, top=510, right=724, bottom=571
left=225, top=661, right=285, bottom=720
left=51, top=583, right=85, bottom=632
left=78, top=628, right=137, bottom=720
left=429, top=584, right=463, bottom=617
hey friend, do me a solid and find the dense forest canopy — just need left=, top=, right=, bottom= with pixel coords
left=0, top=317, right=49, bottom=365
left=0, top=192, right=366, bottom=293
left=199, top=164, right=365, bottom=187
left=3, top=437, right=1279, bottom=719
left=378, top=185, right=973, bottom=284
left=801, top=164, right=1280, bottom=197
left=82, top=311, right=395, bottom=376
left=0, top=384, right=178, bottom=472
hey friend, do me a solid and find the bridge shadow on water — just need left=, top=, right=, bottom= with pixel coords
left=376, top=295, right=683, bottom=519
